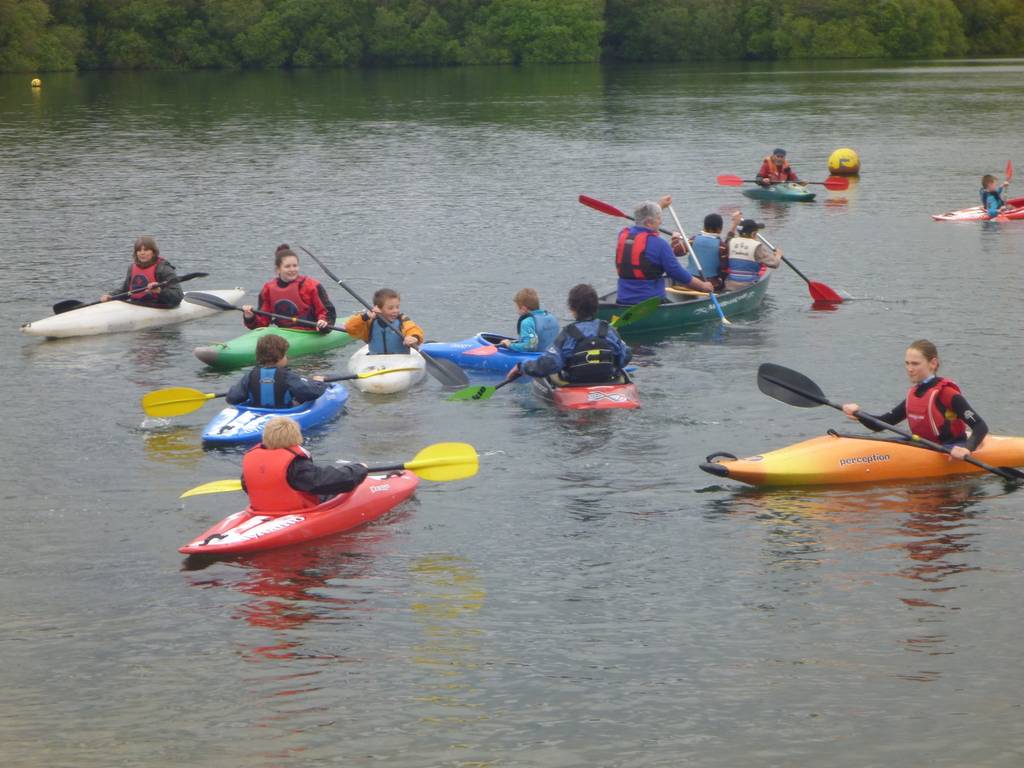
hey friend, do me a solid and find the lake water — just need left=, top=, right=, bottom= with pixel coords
left=3, top=58, right=1024, bottom=767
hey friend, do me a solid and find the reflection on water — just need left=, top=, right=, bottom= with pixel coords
left=142, top=424, right=205, bottom=467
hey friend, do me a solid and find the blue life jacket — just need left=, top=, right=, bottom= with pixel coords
left=368, top=316, right=410, bottom=355
left=247, top=367, right=292, bottom=408
left=689, top=233, right=722, bottom=278
left=522, top=309, right=560, bottom=351
left=980, top=187, right=1004, bottom=217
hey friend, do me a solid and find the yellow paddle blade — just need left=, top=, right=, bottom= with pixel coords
left=356, top=366, right=422, bottom=379
left=180, top=479, right=242, bottom=498
left=142, top=386, right=216, bottom=417
left=404, top=442, right=479, bottom=482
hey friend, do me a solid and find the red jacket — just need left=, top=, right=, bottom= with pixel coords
left=757, top=157, right=798, bottom=183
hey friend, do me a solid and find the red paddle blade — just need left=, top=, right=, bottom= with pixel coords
left=1007, top=159, right=1014, bottom=183
left=808, top=281, right=844, bottom=303
left=578, top=195, right=628, bottom=219
left=716, top=174, right=744, bottom=187
left=464, top=344, right=498, bottom=357
left=822, top=176, right=850, bottom=191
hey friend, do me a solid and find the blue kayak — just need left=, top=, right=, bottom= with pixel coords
left=420, top=332, right=541, bottom=375
left=201, top=384, right=349, bottom=446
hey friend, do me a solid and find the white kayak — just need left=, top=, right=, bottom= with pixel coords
left=21, top=289, right=246, bottom=339
left=347, top=346, right=426, bottom=394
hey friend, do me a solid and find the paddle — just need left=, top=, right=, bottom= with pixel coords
left=754, top=234, right=845, bottom=304
left=180, top=441, right=479, bottom=497
left=1007, top=159, right=1014, bottom=185
left=52, top=272, right=209, bottom=315
left=142, top=366, right=423, bottom=418
left=297, top=246, right=469, bottom=388
left=665, top=205, right=730, bottom=325
left=756, top=363, right=1024, bottom=482
left=716, top=174, right=849, bottom=191
left=447, top=300, right=658, bottom=402
left=183, top=291, right=353, bottom=334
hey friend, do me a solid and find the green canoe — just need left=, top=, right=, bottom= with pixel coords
left=741, top=183, right=815, bottom=202
left=193, top=325, right=354, bottom=369
left=597, top=273, right=771, bottom=334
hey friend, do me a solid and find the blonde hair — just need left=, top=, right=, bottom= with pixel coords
left=514, top=288, right=540, bottom=311
left=262, top=416, right=302, bottom=449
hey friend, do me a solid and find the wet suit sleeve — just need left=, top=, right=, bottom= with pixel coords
left=856, top=401, right=906, bottom=432
left=245, top=284, right=272, bottom=329
left=521, top=331, right=567, bottom=378
left=287, top=458, right=369, bottom=496
left=310, top=282, right=336, bottom=334
left=948, top=393, right=988, bottom=451
left=284, top=370, right=327, bottom=404
left=115, top=266, right=132, bottom=296
left=224, top=372, right=251, bottom=405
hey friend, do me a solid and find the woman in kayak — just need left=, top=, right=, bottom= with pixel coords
left=841, top=340, right=988, bottom=460
left=242, top=245, right=336, bottom=332
left=241, top=416, right=368, bottom=513
left=101, top=236, right=183, bottom=308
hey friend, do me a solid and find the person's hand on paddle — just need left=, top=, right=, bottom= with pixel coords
left=498, top=339, right=512, bottom=348
left=842, top=403, right=861, bottom=420
left=658, top=195, right=672, bottom=209
left=690, top=277, right=715, bottom=293
left=949, top=445, right=971, bottom=461
left=402, top=334, right=418, bottom=347
left=311, top=375, right=325, bottom=382
left=670, top=232, right=687, bottom=255
left=145, top=281, right=161, bottom=295
left=100, top=293, right=111, bottom=302
left=316, top=318, right=328, bottom=331
left=759, top=178, right=772, bottom=187
left=505, top=363, right=523, bottom=382
left=242, top=304, right=254, bottom=318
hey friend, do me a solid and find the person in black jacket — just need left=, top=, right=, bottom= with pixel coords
left=225, top=333, right=327, bottom=409
left=101, top=236, right=183, bottom=308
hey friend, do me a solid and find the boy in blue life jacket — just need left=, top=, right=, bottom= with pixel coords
left=498, top=288, right=560, bottom=353
left=506, top=284, right=631, bottom=385
left=685, top=211, right=742, bottom=291
left=980, top=174, right=1010, bottom=218
left=343, top=288, right=425, bottom=355
left=225, top=333, right=327, bottom=409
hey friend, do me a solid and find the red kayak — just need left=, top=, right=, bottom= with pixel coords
left=932, top=196, right=1024, bottom=222
left=532, top=377, right=640, bottom=410
left=179, top=471, right=419, bottom=556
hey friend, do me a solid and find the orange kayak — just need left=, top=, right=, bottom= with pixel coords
left=700, top=432, right=1024, bottom=487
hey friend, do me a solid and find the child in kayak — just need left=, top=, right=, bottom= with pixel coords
left=685, top=211, right=742, bottom=291
left=101, top=236, right=183, bottom=308
left=225, top=333, right=327, bottom=409
left=242, top=245, right=336, bottom=332
left=723, top=219, right=781, bottom=292
left=841, top=339, right=989, bottom=461
left=241, top=416, right=368, bottom=514
left=498, top=288, right=560, bottom=353
left=343, top=288, right=424, bottom=354
left=507, top=284, right=631, bottom=384
left=756, top=149, right=800, bottom=187
left=980, top=174, right=1011, bottom=219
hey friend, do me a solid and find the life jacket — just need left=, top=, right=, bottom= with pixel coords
left=727, top=237, right=761, bottom=283
left=689, top=233, right=722, bottom=278
left=368, top=316, right=410, bottom=354
left=241, top=444, right=320, bottom=514
left=563, top=321, right=619, bottom=383
left=264, top=277, right=316, bottom=327
left=128, top=258, right=163, bottom=302
left=905, top=377, right=967, bottom=443
left=518, top=309, right=560, bottom=351
left=761, top=156, right=792, bottom=183
left=246, top=366, right=293, bottom=408
left=980, top=188, right=1004, bottom=216
left=616, top=228, right=663, bottom=281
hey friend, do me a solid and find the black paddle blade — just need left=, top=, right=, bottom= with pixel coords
left=52, top=300, right=85, bottom=314
left=184, top=291, right=238, bottom=311
left=422, top=354, right=469, bottom=388
left=757, top=363, right=828, bottom=408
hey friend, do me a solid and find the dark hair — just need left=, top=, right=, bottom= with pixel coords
left=567, top=283, right=598, bottom=320
left=981, top=174, right=996, bottom=187
left=373, top=288, right=400, bottom=308
left=256, top=333, right=289, bottom=366
left=275, top=243, right=290, bottom=254
left=274, top=248, right=299, bottom=268
left=908, top=339, right=939, bottom=368
left=133, top=236, right=159, bottom=260
left=703, top=213, right=723, bottom=232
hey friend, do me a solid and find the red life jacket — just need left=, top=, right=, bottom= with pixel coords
left=761, top=156, right=792, bottom=183
left=242, top=444, right=320, bottom=514
left=615, top=229, right=663, bottom=280
left=128, top=258, right=162, bottom=301
left=905, top=378, right=967, bottom=443
left=263, top=276, right=317, bottom=327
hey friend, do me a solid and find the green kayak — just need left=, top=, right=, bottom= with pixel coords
left=193, top=326, right=354, bottom=369
left=597, top=272, right=771, bottom=334
left=741, top=183, right=815, bottom=202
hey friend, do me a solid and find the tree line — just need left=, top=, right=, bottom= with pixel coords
left=3, top=0, right=1023, bottom=73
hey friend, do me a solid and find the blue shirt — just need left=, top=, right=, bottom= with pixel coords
left=616, top=226, right=694, bottom=305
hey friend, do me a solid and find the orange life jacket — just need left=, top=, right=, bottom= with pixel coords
left=242, top=444, right=320, bottom=514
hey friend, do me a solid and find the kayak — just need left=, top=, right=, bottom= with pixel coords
left=179, top=470, right=419, bottom=556
left=21, top=289, right=245, bottom=339
left=597, top=270, right=770, bottom=334
left=420, top=333, right=541, bottom=375
left=700, top=431, right=1024, bottom=487
left=347, top=346, right=426, bottom=394
left=931, top=196, right=1024, bottom=222
left=741, top=183, right=816, bottom=202
left=532, top=376, right=640, bottom=411
left=194, top=325, right=353, bottom=370
left=201, top=383, right=349, bottom=446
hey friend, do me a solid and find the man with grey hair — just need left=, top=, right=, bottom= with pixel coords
left=615, top=195, right=714, bottom=305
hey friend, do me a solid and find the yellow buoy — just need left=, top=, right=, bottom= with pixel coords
left=31, top=78, right=41, bottom=88
left=828, top=147, right=860, bottom=176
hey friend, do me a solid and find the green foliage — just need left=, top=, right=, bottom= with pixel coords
left=0, top=0, right=1020, bottom=72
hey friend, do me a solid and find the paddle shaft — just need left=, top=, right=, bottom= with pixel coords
left=756, top=234, right=810, bottom=283
left=208, top=372, right=369, bottom=399
left=762, top=372, right=1020, bottom=481
left=666, top=206, right=729, bottom=324
left=54, top=272, right=207, bottom=314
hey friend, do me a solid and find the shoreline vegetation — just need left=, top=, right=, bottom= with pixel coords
left=3, top=0, right=1023, bottom=74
